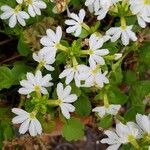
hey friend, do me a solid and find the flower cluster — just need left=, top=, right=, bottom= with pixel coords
left=0, top=0, right=46, bottom=28
left=1, top=0, right=148, bottom=146
left=101, top=113, right=150, bottom=150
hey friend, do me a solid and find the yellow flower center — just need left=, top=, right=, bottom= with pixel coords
left=29, top=112, right=36, bottom=120
left=89, top=49, right=94, bottom=55
left=144, top=0, right=150, bottom=4
left=121, top=17, right=127, bottom=30
left=34, top=85, right=40, bottom=92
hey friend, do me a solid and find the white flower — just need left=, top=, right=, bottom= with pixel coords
left=59, top=64, right=89, bottom=87
left=33, top=48, right=56, bottom=71
left=0, top=5, right=29, bottom=28
left=88, top=34, right=109, bottom=67
left=101, top=122, right=142, bottom=150
left=106, top=25, right=137, bottom=46
left=40, top=26, right=62, bottom=53
left=95, top=0, right=120, bottom=20
left=25, top=0, right=47, bottom=17
left=56, top=83, right=77, bottom=119
left=137, top=13, right=150, bottom=28
left=92, top=104, right=121, bottom=118
left=18, top=70, right=53, bottom=95
left=129, top=0, right=150, bottom=16
left=12, top=108, right=42, bottom=136
left=85, top=0, right=101, bottom=12
left=65, top=9, right=85, bottom=37
left=80, top=65, right=109, bottom=88
left=136, top=113, right=150, bottom=134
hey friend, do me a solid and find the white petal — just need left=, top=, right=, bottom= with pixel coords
left=32, top=119, right=42, bottom=135
left=61, top=85, right=71, bottom=99
left=19, top=119, right=30, bottom=134
left=12, top=108, right=29, bottom=116
left=57, top=83, right=64, bottom=99
left=0, top=12, right=13, bottom=19
left=29, top=120, right=37, bottom=136
left=12, top=116, right=28, bottom=124
left=9, top=14, right=17, bottom=28
left=28, top=5, right=36, bottom=17
left=79, top=9, right=85, bottom=22
left=121, top=31, right=129, bottom=46
left=63, top=94, right=77, bottom=103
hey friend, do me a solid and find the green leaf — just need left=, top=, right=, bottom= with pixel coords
left=107, top=86, right=128, bottom=104
left=124, top=70, right=137, bottom=85
left=98, top=115, right=113, bottom=129
left=78, top=28, right=89, bottom=38
left=110, top=60, right=123, bottom=85
left=124, top=105, right=145, bottom=121
left=62, top=118, right=84, bottom=141
left=74, top=94, right=91, bottom=116
left=3, top=125, right=14, bottom=140
left=17, top=34, right=31, bottom=56
left=11, top=62, right=33, bottom=84
left=139, top=42, right=150, bottom=67
left=70, top=83, right=81, bottom=97
left=0, top=67, right=14, bottom=89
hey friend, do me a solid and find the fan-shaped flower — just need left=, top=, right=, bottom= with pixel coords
left=106, top=25, right=137, bottom=46
left=40, top=26, right=62, bottom=53
left=33, top=48, right=56, bottom=71
left=101, top=122, right=142, bottom=150
left=12, top=108, right=42, bottom=136
left=65, top=9, right=86, bottom=37
left=79, top=65, right=109, bottom=88
left=129, top=0, right=150, bottom=17
left=25, top=0, right=47, bottom=17
left=59, top=64, right=90, bottom=87
left=0, top=5, right=29, bottom=28
left=56, top=83, right=77, bottom=119
left=18, top=70, right=53, bottom=95
left=88, top=33, right=109, bottom=67
left=92, top=104, right=121, bottom=118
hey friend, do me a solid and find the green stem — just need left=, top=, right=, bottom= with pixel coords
left=56, top=44, right=68, bottom=52
left=80, top=50, right=90, bottom=55
left=104, top=94, right=109, bottom=108
left=47, top=99, right=61, bottom=106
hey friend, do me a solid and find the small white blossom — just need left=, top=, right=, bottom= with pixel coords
left=59, top=64, right=89, bottom=87
left=0, top=5, right=29, bottom=28
left=18, top=70, right=53, bottom=95
left=106, top=25, right=137, bottom=46
left=95, top=0, right=120, bottom=20
left=12, top=108, right=42, bottom=136
left=129, top=0, right=150, bottom=17
left=25, top=0, right=47, bottom=17
left=92, top=104, right=121, bottom=118
left=136, top=113, right=150, bottom=134
left=101, top=122, right=142, bottom=150
left=79, top=65, right=109, bottom=88
left=33, top=48, right=56, bottom=71
left=56, top=83, right=77, bottom=119
left=88, top=34, right=109, bottom=67
left=65, top=9, right=85, bottom=37
left=40, top=26, right=62, bottom=53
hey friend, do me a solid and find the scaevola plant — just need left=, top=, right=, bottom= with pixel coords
left=0, top=0, right=149, bottom=148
